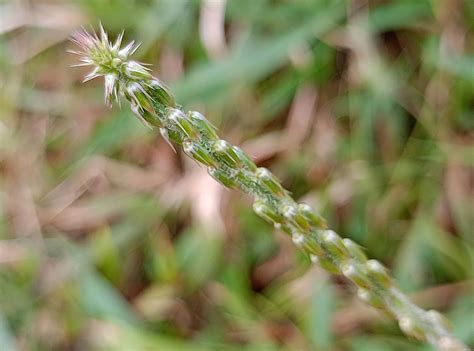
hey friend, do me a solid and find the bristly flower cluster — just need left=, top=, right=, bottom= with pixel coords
left=71, top=27, right=468, bottom=351
left=69, top=25, right=175, bottom=129
left=69, top=24, right=147, bottom=107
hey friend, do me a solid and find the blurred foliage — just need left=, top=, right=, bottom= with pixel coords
left=0, top=0, right=473, bottom=350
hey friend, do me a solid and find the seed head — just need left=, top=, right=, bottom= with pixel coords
left=70, top=25, right=148, bottom=107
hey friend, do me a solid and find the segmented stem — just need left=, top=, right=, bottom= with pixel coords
left=71, top=28, right=468, bottom=351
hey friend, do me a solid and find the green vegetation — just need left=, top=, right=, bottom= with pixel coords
left=0, top=1, right=472, bottom=350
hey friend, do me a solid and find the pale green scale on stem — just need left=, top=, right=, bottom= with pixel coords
left=70, top=27, right=468, bottom=351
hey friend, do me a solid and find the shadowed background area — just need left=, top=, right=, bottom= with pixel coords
left=0, top=0, right=472, bottom=350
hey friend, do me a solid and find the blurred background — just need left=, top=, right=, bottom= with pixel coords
left=0, top=0, right=473, bottom=350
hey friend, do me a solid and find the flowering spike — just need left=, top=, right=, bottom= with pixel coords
left=71, top=27, right=468, bottom=351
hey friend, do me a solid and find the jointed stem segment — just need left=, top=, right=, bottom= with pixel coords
left=71, top=27, right=467, bottom=351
